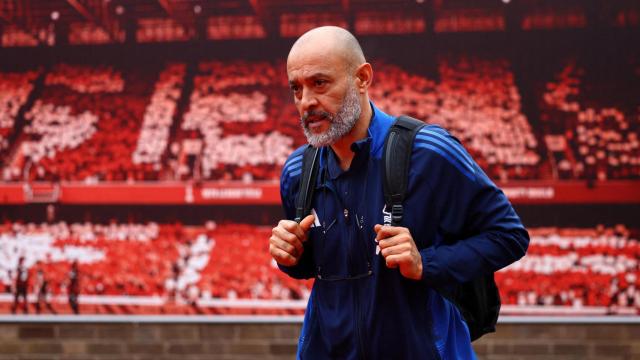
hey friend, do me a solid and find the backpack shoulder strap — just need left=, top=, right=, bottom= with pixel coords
left=382, top=116, right=500, bottom=341
left=382, top=115, right=426, bottom=226
left=294, top=145, right=320, bottom=223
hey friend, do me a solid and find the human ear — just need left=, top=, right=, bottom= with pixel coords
left=354, top=63, right=373, bottom=92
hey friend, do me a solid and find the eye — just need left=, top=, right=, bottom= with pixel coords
left=314, top=79, right=327, bottom=87
left=290, top=84, right=300, bottom=93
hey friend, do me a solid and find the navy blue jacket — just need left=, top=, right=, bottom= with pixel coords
left=279, top=103, right=529, bottom=359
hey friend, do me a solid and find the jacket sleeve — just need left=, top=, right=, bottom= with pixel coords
left=412, top=126, right=530, bottom=287
left=277, top=148, right=316, bottom=280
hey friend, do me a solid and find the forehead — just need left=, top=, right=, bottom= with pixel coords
left=287, top=46, right=347, bottom=80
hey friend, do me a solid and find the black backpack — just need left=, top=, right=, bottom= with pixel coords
left=295, top=115, right=500, bottom=341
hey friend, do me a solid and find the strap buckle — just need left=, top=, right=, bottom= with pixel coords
left=391, top=204, right=403, bottom=225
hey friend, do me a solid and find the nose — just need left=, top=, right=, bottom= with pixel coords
left=299, top=88, right=318, bottom=113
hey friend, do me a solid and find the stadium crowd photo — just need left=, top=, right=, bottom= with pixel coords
left=0, top=0, right=639, bottom=359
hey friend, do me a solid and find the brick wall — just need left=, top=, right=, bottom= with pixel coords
left=0, top=322, right=638, bottom=359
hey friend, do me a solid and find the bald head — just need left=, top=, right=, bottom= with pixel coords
left=288, top=26, right=366, bottom=72
left=286, top=26, right=374, bottom=150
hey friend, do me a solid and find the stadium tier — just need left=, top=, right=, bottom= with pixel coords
left=0, top=221, right=637, bottom=316
left=0, top=70, right=41, bottom=158
left=539, top=61, right=640, bottom=182
left=0, top=56, right=638, bottom=186
left=14, top=63, right=157, bottom=182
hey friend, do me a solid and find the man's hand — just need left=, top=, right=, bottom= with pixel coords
left=269, top=215, right=315, bottom=266
left=374, top=224, right=423, bottom=280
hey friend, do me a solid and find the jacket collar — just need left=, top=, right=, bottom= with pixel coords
left=367, top=101, right=395, bottom=159
left=321, top=102, right=395, bottom=180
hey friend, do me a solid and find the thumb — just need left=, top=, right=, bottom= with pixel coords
left=299, top=214, right=315, bottom=233
left=374, top=224, right=388, bottom=241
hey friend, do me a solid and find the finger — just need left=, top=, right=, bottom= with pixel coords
left=269, top=235, right=302, bottom=258
left=271, top=225, right=304, bottom=253
left=374, top=225, right=406, bottom=241
left=385, top=253, right=413, bottom=266
left=280, top=219, right=309, bottom=242
left=386, top=254, right=423, bottom=280
left=374, top=224, right=390, bottom=241
left=385, top=255, right=399, bottom=269
left=270, top=245, right=298, bottom=267
left=378, top=235, right=400, bottom=249
left=279, top=219, right=305, bottom=239
left=378, top=234, right=412, bottom=249
left=299, top=214, right=315, bottom=235
left=375, top=224, right=394, bottom=241
left=271, top=229, right=303, bottom=256
left=380, top=243, right=411, bottom=257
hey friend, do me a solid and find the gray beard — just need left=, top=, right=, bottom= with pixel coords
left=301, top=84, right=362, bottom=148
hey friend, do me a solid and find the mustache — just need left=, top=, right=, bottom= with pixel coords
left=301, top=110, right=333, bottom=123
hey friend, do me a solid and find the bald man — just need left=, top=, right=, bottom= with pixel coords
left=272, top=26, right=529, bottom=359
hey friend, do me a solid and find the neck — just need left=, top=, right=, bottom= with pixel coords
left=330, top=101, right=373, bottom=170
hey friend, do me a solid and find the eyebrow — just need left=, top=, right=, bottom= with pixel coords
left=289, top=72, right=332, bottom=85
